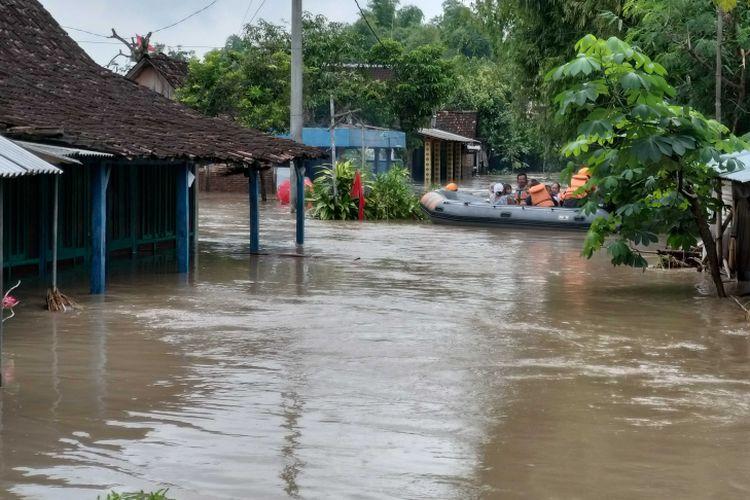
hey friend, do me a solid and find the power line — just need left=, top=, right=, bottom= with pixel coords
left=62, top=25, right=109, bottom=38
left=74, top=39, right=222, bottom=49
left=152, top=0, right=219, bottom=33
left=248, top=0, right=268, bottom=26
left=238, top=0, right=256, bottom=33
left=353, top=0, right=384, bottom=47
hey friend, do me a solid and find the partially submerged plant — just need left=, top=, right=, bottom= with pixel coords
left=2, top=281, right=20, bottom=323
left=311, top=162, right=422, bottom=221
left=365, top=167, right=423, bottom=220
left=100, top=489, right=172, bottom=500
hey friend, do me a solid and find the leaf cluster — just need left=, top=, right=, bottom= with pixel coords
left=548, top=35, right=747, bottom=268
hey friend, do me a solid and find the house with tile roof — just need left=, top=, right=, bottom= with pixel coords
left=0, top=0, right=320, bottom=294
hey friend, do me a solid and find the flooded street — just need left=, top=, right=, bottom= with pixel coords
left=1, top=191, right=749, bottom=499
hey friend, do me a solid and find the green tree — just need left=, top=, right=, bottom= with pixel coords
left=450, top=59, right=539, bottom=169
left=386, top=43, right=455, bottom=134
left=622, top=0, right=750, bottom=133
left=438, top=0, right=492, bottom=58
left=549, top=35, right=746, bottom=297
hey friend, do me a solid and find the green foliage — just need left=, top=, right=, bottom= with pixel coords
left=365, top=167, right=423, bottom=220
left=100, top=489, right=172, bottom=500
left=387, top=44, right=455, bottom=134
left=311, top=161, right=362, bottom=221
left=621, top=0, right=750, bottom=134
left=311, top=162, right=422, bottom=221
left=548, top=35, right=746, bottom=294
left=449, top=58, right=540, bottom=168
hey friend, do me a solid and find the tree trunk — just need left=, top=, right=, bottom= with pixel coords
left=688, top=194, right=727, bottom=297
left=716, top=8, right=723, bottom=122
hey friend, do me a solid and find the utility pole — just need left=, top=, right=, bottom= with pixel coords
left=330, top=94, right=338, bottom=198
left=290, top=0, right=303, bottom=214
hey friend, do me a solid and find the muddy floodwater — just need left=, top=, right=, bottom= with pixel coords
left=0, top=190, right=749, bottom=499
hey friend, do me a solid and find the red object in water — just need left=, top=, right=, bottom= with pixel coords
left=2, top=295, right=19, bottom=309
left=350, top=171, right=365, bottom=221
left=277, top=177, right=313, bottom=205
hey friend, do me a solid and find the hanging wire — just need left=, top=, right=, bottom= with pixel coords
left=62, top=25, right=109, bottom=38
left=353, top=0, right=385, bottom=48
left=248, top=0, right=268, bottom=26
left=152, top=0, right=219, bottom=33
left=238, top=0, right=256, bottom=33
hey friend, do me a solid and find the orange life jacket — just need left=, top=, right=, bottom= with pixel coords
left=528, top=184, right=555, bottom=207
left=561, top=174, right=590, bottom=201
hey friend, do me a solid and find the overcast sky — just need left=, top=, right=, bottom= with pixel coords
left=39, top=0, right=449, bottom=66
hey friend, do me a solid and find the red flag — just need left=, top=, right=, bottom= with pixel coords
left=350, top=170, right=365, bottom=221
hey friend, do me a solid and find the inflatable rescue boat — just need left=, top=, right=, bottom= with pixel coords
left=420, top=189, right=606, bottom=230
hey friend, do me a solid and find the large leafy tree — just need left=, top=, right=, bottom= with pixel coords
left=622, top=0, right=750, bottom=133
left=549, top=35, right=746, bottom=297
left=384, top=42, right=455, bottom=135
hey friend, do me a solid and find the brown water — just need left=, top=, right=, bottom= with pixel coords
left=0, top=190, right=748, bottom=499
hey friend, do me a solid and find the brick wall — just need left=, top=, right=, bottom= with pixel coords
left=198, top=164, right=276, bottom=199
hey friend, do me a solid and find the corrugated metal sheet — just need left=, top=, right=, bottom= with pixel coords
left=0, top=135, right=62, bottom=177
left=716, top=150, right=750, bottom=183
left=418, top=128, right=479, bottom=144
left=13, top=140, right=113, bottom=160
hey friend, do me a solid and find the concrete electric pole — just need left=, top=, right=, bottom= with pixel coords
left=290, top=0, right=303, bottom=216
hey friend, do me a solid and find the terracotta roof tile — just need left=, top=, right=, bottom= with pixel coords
left=0, top=0, right=321, bottom=164
left=435, top=111, right=478, bottom=139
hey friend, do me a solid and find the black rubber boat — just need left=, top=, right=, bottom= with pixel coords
left=420, top=189, right=607, bottom=230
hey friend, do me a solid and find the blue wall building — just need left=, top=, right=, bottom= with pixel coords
left=280, top=126, right=406, bottom=176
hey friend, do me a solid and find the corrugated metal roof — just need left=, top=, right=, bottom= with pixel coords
left=0, top=135, right=62, bottom=177
left=418, top=128, right=479, bottom=144
left=13, top=140, right=113, bottom=160
left=715, top=150, right=750, bottom=183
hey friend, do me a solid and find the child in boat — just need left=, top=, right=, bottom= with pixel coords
left=550, top=182, right=562, bottom=204
left=491, top=183, right=515, bottom=205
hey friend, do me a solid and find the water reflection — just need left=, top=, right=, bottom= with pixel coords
left=0, top=191, right=746, bottom=499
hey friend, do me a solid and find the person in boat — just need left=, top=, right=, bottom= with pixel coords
left=561, top=167, right=592, bottom=208
left=525, top=180, right=558, bottom=207
left=490, top=183, right=515, bottom=205
left=514, top=173, right=529, bottom=203
left=550, top=182, right=562, bottom=204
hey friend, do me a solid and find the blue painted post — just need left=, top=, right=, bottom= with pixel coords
left=176, top=163, right=190, bottom=273
left=385, top=148, right=393, bottom=172
left=295, top=163, right=305, bottom=246
left=373, top=148, right=381, bottom=175
left=38, top=176, right=49, bottom=278
left=90, top=163, right=109, bottom=295
left=248, top=168, right=260, bottom=253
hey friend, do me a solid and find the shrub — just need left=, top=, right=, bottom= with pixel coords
left=310, top=161, right=364, bottom=220
left=310, top=163, right=423, bottom=221
left=365, top=167, right=423, bottom=220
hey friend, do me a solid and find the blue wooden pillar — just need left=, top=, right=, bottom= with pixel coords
left=38, top=176, right=49, bottom=278
left=248, top=168, right=260, bottom=253
left=373, top=148, right=381, bottom=174
left=176, top=163, right=190, bottom=273
left=385, top=148, right=393, bottom=172
left=90, top=163, right=109, bottom=295
left=295, top=162, right=305, bottom=246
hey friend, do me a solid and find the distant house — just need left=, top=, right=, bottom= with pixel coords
left=411, top=111, right=485, bottom=187
left=434, top=111, right=479, bottom=140
left=0, top=0, right=320, bottom=294
left=126, top=53, right=189, bottom=100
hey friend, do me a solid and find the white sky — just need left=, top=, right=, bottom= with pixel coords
left=39, top=0, right=449, bottom=66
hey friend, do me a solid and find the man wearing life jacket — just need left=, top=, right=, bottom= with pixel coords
left=525, top=180, right=557, bottom=207
left=561, top=167, right=591, bottom=208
